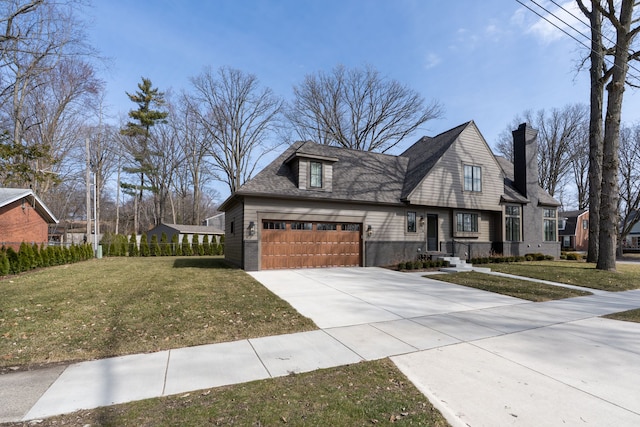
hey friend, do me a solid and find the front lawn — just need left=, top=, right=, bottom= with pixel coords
left=0, top=257, right=316, bottom=370
left=432, top=271, right=591, bottom=301
left=4, top=359, right=450, bottom=427
left=486, top=261, right=640, bottom=292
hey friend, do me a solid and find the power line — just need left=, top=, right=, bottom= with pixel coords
left=549, top=0, right=635, bottom=60
left=516, top=0, right=640, bottom=82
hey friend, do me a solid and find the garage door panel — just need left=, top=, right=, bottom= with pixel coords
left=261, top=221, right=361, bottom=270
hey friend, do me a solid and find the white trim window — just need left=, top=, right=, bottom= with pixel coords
left=464, top=165, right=482, bottom=192
left=310, top=161, right=323, bottom=188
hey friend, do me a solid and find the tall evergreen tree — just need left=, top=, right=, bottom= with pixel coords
left=120, top=78, right=168, bottom=232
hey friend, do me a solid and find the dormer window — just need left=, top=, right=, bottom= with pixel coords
left=310, top=161, right=323, bottom=188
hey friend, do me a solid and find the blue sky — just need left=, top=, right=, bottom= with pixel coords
left=84, top=0, right=639, bottom=200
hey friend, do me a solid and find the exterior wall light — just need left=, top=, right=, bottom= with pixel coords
left=248, top=221, right=255, bottom=236
left=419, top=215, right=425, bottom=227
left=367, top=225, right=373, bottom=237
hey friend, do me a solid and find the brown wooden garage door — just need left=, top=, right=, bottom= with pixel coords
left=261, top=221, right=362, bottom=270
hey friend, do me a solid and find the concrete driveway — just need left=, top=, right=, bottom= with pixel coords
left=250, top=267, right=640, bottom=427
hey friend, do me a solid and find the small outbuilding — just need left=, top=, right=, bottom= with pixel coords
left=146, top=223, right=224, bottom=246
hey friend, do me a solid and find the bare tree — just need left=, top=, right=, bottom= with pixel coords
left=617, top=123, right=640, bottom=253
left=23, top=57, right=102, bottom=194
left=0, top=0, right=93, bottom=187
left=570, top=129, right=590, bottom=210
left=593, top=0, right=639, bottom=271
left=287, top=64, right=442, bottom=153
left=577, top=0, right=610, bottom=263
left=173, top=93, right=213, bottom=224
left=495, top=105, right=588, bottom=197
left=189, top=66, right=283, bottom=194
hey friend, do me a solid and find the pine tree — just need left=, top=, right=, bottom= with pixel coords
left=120, top=77, right=169, bottom=232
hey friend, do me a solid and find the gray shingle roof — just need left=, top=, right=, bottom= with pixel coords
left=158, top=224, right=224, bottom=235
left=400, top=122, right=468, bottom=199
left=237, top=141, right=409, bottom=205
left=224, top=123, right=560, bottom=210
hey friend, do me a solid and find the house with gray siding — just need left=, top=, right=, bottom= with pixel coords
left=220, top=121, right=560, bottom=271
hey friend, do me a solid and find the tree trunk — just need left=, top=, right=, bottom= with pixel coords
left=597, top=0, right=634, bottom=271
left=584, top=3, right=604, bottom=263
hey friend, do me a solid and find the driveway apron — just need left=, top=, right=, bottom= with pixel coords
left=250, top=267, right=640, bottom=427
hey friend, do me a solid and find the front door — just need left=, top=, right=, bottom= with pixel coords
left=427, top=214, right=438, bottom=251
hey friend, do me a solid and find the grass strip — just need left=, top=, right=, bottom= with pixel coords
left=4, top=359, right=450, bottom=427
left=431, top=271, right=591, bottom=301
left=485, top=261, right=640, bottom=292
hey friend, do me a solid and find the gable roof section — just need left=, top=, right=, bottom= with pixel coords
left=400, top=122, right=468, bottom=199
left=495, top=157, right=560, bottom=206
left=0, top=188, right=58, bottom=223
left=221, top=121, right=561, bottom=211
left=235, top=141, right=409, bottom=205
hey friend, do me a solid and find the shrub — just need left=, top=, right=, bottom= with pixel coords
left=192, top=234, right=202, bottom=256
left=413, top=260, right=422, bottom=270
left=150, top=235, right=160, bottom=256
left=566, top=252, right=580, bottom=260
left=405, top=261, right=414, bottom=270
left=397, top=262, right=406, bottom=270
left=139, top=233, right=150, bottom=257
left=172, top=234, right=181, bottom=256
left=182, top=234, right=192, bottom=256
left=129, top=233, right=139, bottom=257
left=219, top=235, right=225, bottom=255
left=160, top=233, right=171, bottom=256
left=202, top=235, right=211, bottom=255
left=544, top=255, right=554, bottom=260
left=0, top=251, right=9, bottom=276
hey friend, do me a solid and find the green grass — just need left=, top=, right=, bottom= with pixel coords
left=432, top=271, right=591, bottom=301
left=4, top=359, right=450, bottom=427
left=0, top=257, right=316, bottom=370
left=485, top=261, right=640, bottom=292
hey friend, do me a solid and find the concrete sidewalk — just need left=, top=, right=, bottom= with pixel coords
left=2, top=267, right=640, bottom=426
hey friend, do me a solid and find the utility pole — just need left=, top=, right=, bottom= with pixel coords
left=85, top=138, right=91, bottom=247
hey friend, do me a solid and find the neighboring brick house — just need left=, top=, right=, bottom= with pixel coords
left=220, top=121, right=561, bottom=271
left=558, top=209, right=589, bottom=251
left=0, top=188, right=59, bottom=251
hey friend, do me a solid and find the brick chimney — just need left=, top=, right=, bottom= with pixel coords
left=512, top=123, right=538, bottom=199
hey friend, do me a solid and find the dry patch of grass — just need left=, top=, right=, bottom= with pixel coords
left=486, top=261, right=640, bottom=292
left=5, top=359, right=450, bottom=427
left=0, top=257, right=316, bottom=370
left=432, top=271, right=591, bottom=301
left=604, top=308, right=640, bottom=323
